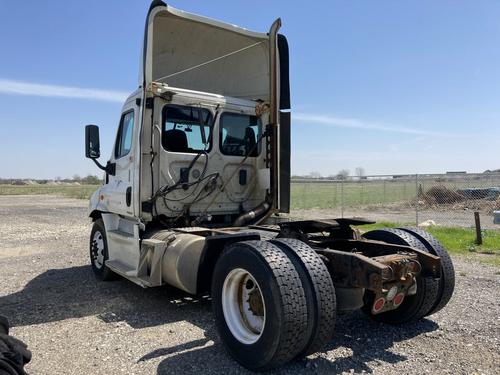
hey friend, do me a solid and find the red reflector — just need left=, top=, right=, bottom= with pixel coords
left=393, top=293, right=405, bottom=306
left=373, top=297, right=385, bottom=312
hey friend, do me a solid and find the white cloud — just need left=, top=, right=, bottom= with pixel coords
left=293, top=112, right=454, bottom=137
left=0, top=78, right=129, bottom=103
left=0, top=79, right=474, bottom=139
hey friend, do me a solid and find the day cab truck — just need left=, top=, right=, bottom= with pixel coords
left=84, top=1, right=455, bottom=371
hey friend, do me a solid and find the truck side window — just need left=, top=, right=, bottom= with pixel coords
left=162, top=105, right=213, bottom=153
left=115, top=111, right=134, bottom=159
left=220, top=113, right=261, bottom=157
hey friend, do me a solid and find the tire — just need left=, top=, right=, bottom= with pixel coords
left=362, top=228, right=439, bottom=324
left=89, top=219, right=116, bottom=281
left=269, top=238, right=336, bottom=356
left=211, top=240, right=308, bottom=371
left=398, top=227, right=455, bottom=316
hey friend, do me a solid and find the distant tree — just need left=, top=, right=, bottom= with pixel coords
left=355, top=167, right=366, bottom=178
left=82, top=174, right=101, bottom=185
left=72, top=174, right=81, bottom=182
left=336, top=169, right=350, bottom=180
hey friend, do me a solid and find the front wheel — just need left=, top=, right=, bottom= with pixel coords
left=211, top=240, right=309, bottom=371
left=89, top=219, right=116, bottom=281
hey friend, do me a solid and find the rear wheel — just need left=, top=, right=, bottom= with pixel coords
left=89, top=219, right=116, bottom=281
left=211, top=240, right=308, bottom=371
left=398, top=227, right=455, bottom=315
left=362, top=228, right=439, bottom=324
left=270, top=238, right=336, bottom=356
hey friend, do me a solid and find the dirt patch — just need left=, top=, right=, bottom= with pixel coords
left=422, top=186, right=465, bottom=205
left=417, top=186, right=500, bottom=215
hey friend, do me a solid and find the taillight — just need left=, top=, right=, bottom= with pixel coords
left=393, top=293, right=405, bottom=307
left=372, top=297, right=386, bottom=313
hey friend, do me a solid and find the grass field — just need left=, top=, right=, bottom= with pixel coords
left=356, top=221, right=500, bottom=266
left=291, top=180, right=416, bottom=209
left=1, top=182, right=412, bottom=208
left=0, top=184, right=99, bottom=199
left=291, top=175, right=500, bottom=210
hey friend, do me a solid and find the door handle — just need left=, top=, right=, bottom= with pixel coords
left=126, top=187, right=132, bottom=207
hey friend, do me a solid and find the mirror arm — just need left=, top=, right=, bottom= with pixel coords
left=106, top=162, right=116, bottom=176
left=91, top=158, right=116, bottom=176
left=91, top=158, right=107, bottom=172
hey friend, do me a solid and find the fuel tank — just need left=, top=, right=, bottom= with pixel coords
left=145, top=229, right=206, bottom=294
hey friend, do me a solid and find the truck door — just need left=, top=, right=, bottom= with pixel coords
left=106, top=108, right=136, bottom=217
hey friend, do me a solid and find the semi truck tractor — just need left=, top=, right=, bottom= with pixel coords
left=84, top=1, right=455, bottom=371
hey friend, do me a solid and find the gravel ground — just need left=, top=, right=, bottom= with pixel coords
left=0, top=195, right=499, bottom=375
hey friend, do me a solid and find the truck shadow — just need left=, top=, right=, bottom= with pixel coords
left=1, top=266, right=438, bottom=374
left=0, top=265, right=212, bottom=329
left=144, top=313, right=438, bottom=374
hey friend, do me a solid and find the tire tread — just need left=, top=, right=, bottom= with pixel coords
left=270, top=238, right=336, bottom=355
left=213, top=240, right=309, bottom=370
left=398, top=227, right=455, bottom=315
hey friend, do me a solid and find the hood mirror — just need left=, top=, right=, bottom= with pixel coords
left=85, top=125, right=101, bottom=159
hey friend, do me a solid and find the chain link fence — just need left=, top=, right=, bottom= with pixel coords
left=290, top=173, right=500, bottom=229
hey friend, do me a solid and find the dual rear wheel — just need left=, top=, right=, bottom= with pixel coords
left=362, top=227, right=455, bottom=324
left=211, top=240, right=336, bottom=371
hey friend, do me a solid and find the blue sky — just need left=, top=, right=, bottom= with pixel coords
left=0, top=0, right=499, bottom=178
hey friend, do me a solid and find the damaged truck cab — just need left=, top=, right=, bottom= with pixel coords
left=85, top=2, right=455, bottom=371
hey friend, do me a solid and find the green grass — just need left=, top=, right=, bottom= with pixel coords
left=290, top=176, right=500, bottom=210
left=291, top=181, right=417, bottom=210
left=356, top=221, right=500, bottom=266
left=0, top=185, right=100, bottom=199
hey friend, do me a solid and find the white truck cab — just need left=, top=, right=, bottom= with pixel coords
left=84, top=2, right=454, bottom=371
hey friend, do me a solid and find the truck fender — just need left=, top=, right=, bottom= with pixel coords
left=88, top=187, right=109, bottom=221
left=196, top=233, right=260, bottom=294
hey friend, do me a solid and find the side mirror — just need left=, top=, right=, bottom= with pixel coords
left=85, top=125, right=101, bottom=159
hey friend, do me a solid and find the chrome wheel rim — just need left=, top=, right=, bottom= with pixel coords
left=92, top=230, right=105, bottom=269
left=222, top=268, right=266, bottom=344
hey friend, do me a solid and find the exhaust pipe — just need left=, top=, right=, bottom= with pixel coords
left=233, top=201, right=271, bottom=227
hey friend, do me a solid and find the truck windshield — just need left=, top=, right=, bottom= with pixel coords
left=162, top=104, right=213, bottom=153
left=220, top=112, right=262, bottom=157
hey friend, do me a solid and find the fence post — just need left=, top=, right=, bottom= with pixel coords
left=474, top=212, right=482, bottom=245
left=341, top=179, right=344, bottom=218
left=415, top=174, right=419, bottom=226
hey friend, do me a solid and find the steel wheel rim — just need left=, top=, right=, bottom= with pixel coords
left=92, top=230, right=105, bottom=269
left=222, top=268, right=266, bottom=344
